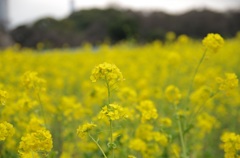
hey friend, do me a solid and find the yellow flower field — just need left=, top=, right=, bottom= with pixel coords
left=0, top=33, right=240, bottom=158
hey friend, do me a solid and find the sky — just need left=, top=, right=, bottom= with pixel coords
left=7, top=0, right=240, bottom=28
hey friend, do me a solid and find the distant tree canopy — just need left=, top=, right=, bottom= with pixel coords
left=10, top=8, right=240, bottom=48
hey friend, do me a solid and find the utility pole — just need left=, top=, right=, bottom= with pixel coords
left=0, top=0, right=8, bottom=31
left=70, top=0, right=75, bottom=14
left=0, top=0, right=12, bottom=48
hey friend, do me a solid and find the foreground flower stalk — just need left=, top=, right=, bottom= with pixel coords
left=187, top=33, right=224, bottom=100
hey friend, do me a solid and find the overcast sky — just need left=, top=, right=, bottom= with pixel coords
left=8, top=0, right=240, bottom=28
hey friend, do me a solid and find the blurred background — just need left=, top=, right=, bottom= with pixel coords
left=0, top=0, right=240, bottom=48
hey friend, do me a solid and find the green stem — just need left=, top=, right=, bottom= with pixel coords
left=36, top=92, right=48, bottom=129
left=174, top=105, right=188, bottom=158
left=31, top=150, right=35, bottom=158
left=106, top=81, right=111, bottom=104
left=110, top=120, right=114, bottom=158
left=106, top=79, right=114, bottom=158
left=186, top=91, right=218, bottom=130
left=88, top=134, right=108, bottom=158
left=187, top=49, right=207, bottom=100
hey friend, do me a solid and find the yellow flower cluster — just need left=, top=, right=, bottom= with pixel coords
left=129, top=138, right=147, bottom=152
left=135, top=124, right=168, bottom=146
left=18, top=129, right=53, bottom=155
left=27, top=116, right=44, bottom=132
left=165, top=85, right=182, bottom=105
left=221, top=132, right=240, bottom=158
left=137, top=100, right=158, bottom=123
left=196, top=113, right=218, bottom=138
left=159, top=117, right=172, bottom=127
left=90, top=62, right=123, bottom=87
left=202, top=33, right=224, bottom=52
left=216, top=73, right=239, bottom=95
left=169, top=143, right=181, bottom=158
left=128, top=155, right=136, bottom=158
left=0, top=121, right=14, bottom=141
left=0, top=33, right=239, bottom=157
left=0, top=89, right=8, bottom=106
left=98, top=103, right=127, bottom=120
left=153, top=132, right=169, bottom=146
left=77, top=123, right=97, bottom=138
left=22, top=71, right=46, bottom=92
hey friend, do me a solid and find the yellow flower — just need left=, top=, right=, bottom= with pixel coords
left=0, top=121, right=14, bottom=141
left=153, top=132, right=168, bottom=146
left=128, top=155, right=137, bottom=158
left=136, top=124, right=154, bottom=141
left=137, top=100, right=158, bottom=123
left=19, top=152, right=40, bottom=158
left=159, top=117, right=172, bottom=127
left=27, top=116, right=45, bottom=132
left=216, top=73, right=238, bottom=95
left=202, top=33, right=224, bottom=52
left=90, top=62, right=123, bottom=87
left=0, top=90, right=8, bottom=106
left=196, top=113, right=218, bottom=138
left=166, top=31, right=176, bottom=42
left=129, top=138, right=147, bottom=152
left=165, top=85, right=182, bottom=105
left=220, top=132, right=240, bottom=158
left=77, top=123, right=97, bottom=138
left=18, top=129, right=52, bottom=155
left=169, top=143, right=181, bottom=158
left=22, top=71, right=46, bottom=92
left=98, top=104, right=127, bottom=121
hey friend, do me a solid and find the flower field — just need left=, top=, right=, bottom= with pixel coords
left=0, top=33, right=240, bottom=158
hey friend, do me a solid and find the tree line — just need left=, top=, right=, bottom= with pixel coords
left=10, top=8, right=240, bottom=48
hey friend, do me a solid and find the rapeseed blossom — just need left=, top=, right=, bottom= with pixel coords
left=0, top=33, right=239, bottom=157
left=77, top=123, right=97, bottom=138
left=165, top=85, right=182, bottom=105
left=128, top=155, right=136, bottom=158
left=202, top=33, right=224, bottom=52
left=159, top=117, right=172, bottom=127
left=196, top=113, right=218, bottom=138
left=98, top=103, right=127, bottom=120
left=0, top=121, right=14, bottom=141
left=216, top=73, right=238, bottom=95
left=137, top=100, right=158, bottom=123
left=0, top=89, right=8, bottom=106
left=27, top=116, right=44, bottom=132
left=129, top=138, right=147, bottom=152
left=153, top=132, right=168, bottom=146
left=18, top=129, right=52, bottom=155
left=220, top=132, right=240, bottom=158
left=22, top=71, right=46, bottom=92
left=90, top=62, right=123, bottom=87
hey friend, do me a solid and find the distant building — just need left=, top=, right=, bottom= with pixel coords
left=0, top=0, right=8, bottom=30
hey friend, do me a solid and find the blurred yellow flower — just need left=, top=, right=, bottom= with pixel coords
left=165, top=85, right=182, bottom=105
left=77, top=123, right=97, bottom=138
left=129, top=138, right=147, bottom=152
left=22, top=71, right=46, bottom=92
left=202, top=33, right=224, bottom=52
left=18, top=129, right=52, bottom=155
left=0, top=121, right=14, bottom=141
left=220, top=132, right=240, bottom=158
left=137, top=100, right=158, bottom=123
left=0, top=90, right=8, bottom=106
left=216, top=73, right=238, bottom=95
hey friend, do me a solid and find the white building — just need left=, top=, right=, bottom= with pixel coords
left=0, top=0, right=8, bottom=30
